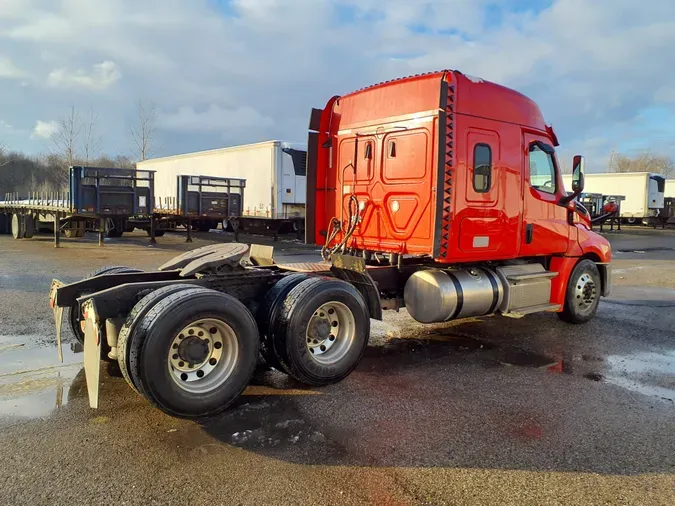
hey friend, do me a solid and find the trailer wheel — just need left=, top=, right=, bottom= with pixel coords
left=0, top=213, right=9, bottom=234
left=22, top=216, right=35, bottom=238
left=65, top=266, right=143, bottom=348
left=146, top=229, right=165, bottom=237
left=256, top=273, right=312, bottom=373
left=118, top=284, right=203, bottom=395
left=131, top=288, right=260, bottom=417
left=271, top=277, right=369, bottom=386
left=11, top=214, right=24, bottom=239
left=558, top=259, right=601, bottom=324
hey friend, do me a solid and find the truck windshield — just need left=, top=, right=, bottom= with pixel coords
left=529, top=144, right=557, bottom=194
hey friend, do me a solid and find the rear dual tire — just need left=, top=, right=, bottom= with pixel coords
left=120, top=286, right=260, bottom=418
left=261, top=276, right=370, bottom=387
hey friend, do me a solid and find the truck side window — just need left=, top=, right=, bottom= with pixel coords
left=473, top=143, right=491, bottom=193
left=528, top=144, right=556, bottom=194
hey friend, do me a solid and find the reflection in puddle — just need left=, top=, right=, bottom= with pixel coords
left=604, top=349, right=675, bottom=402
left=0, top=335, right=83, bottom=423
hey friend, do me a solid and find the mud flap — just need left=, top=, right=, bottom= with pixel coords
left=82, top=299, right=102, bottom=409
left=49, top=279, right=65, bottom=363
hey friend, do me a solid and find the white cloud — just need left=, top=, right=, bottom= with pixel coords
left=31, top=120, right=58, bottom=139
left=0, top=120, right=13, bottom=131
left=47, top=60, right=121, bottom=90
left=158, top=104, right=274, bottom=132
left=0, top=56, right=24, bottom=78
left=0, top=0, right=670, bottom=167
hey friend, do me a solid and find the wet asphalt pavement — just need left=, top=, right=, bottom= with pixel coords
left=0, top=227, right=674, bottom=505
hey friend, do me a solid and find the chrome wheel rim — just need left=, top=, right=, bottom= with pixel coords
left=305, top=301, right=356, bottom=365
left=167, top=318, right=238, bottom=394
left=574, top=273, right=597, bottom=313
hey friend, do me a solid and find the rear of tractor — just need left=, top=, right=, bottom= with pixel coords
left=49, top=243, right=373, bottom=418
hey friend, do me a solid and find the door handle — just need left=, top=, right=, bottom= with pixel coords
left=525, top=223, right=534, bottom=244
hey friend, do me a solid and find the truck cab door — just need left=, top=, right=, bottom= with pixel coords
left=520, top=133, right=569, bottom=257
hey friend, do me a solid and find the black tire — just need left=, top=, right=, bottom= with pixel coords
left=131, top=288, right=260, bottom=418
left=197, top=221, right=211, bottom=232
left=118, top=284, right=204, bottom=396
left=558, top=259, right=601, bottom=324
left=0, top=213, right=8, bottom=234
left=256, top=273, right=312, bottom=373
left=23, top=216, right=34, bottom=239
left=146, top=229, right=165, bottom=237
left=270, top=277, right=370, bottom=386
left=66, top=266, right=143, bottom=347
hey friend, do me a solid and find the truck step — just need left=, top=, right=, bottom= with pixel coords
left=505, top=271, right=558, bottom=282
left=276, top=262, right=331, bottom=273
left=502, top=303, right=561, bottom=317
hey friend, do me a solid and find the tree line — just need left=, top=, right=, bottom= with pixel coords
left=0, top=98, right=159, bottom=196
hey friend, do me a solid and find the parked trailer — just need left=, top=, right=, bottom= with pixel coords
left=562, top=172, right=665, bottom=225
left=49, top=69, right=612, bottom=419
left=131, top=174, right=248, bottom=242
left=137, top=140, right=307, bottom=240
left=0, top=166, right=154, bottom=244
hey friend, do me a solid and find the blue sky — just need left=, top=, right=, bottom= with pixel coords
left=0, top=0, right=673, bottom=172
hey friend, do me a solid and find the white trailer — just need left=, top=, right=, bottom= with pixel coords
left=137, top=140, right=307, bottom=220
left=562, top=171, right=666, bottom=225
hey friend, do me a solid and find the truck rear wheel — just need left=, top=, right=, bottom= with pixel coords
left=558, top=259, right=601, bottom=324
left=131, top=288, right=260, bottom=417
left=270, top=277, right=369, bottom=386
left=256, top=273, right=312, bottom=373
left=118, top=284, right=206, bottom=396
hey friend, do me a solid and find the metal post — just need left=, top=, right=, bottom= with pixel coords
left=186, top=218, right=193, bottom=243
left=98, top=217, right=105, bottom=246
left=149, top=217, right=157, bottom=245
left=54, top=212, right=60, bottom=248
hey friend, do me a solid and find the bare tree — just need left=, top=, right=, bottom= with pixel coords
left=609, top=150, right=674, bottom=178
left=129, top=98, right=159, bottom=161
left=0, top=141, right=7, bottom=167
left=51, top=105, right=81, bottom=168
left=81, top=106, right=103, bottom=164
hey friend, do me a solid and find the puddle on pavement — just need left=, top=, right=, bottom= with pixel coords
left=0, top=334, right=83, bottom=423
left=603, top=349, right=675, bottom=402
left=199, top=370, right=349, bottom=463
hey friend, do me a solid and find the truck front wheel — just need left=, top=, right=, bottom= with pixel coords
left=270, top=277, right=370, bottom=386
left=131, top=288, right=260, bottom=418
left=558, top=259, right=601, bottom=324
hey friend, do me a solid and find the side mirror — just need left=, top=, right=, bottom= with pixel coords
left=571, top=155, right=585, bottom=192
left=559, top=154, right=585, bottom=206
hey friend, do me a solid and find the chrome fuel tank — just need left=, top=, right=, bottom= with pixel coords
left=403, top=267, right=504, bottom=323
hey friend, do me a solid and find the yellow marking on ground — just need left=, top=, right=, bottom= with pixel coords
left=90, top=416, right=109, bottom=424
left=242, top=385, right=322, bottom=396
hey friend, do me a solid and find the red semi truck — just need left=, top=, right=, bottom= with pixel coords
left=49, top=69, right=611, bottom=418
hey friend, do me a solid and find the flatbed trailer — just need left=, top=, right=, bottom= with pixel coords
left=0, top=166, right=155, bottom=245
left=47, top=69, right=613, bottom=419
